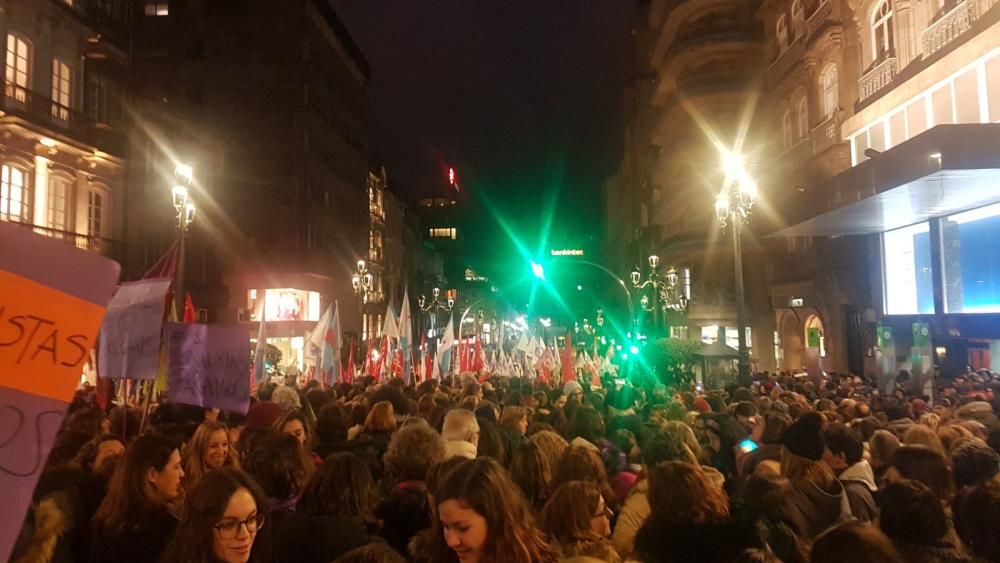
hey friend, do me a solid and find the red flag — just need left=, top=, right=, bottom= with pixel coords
left=458, top=338, right=468, bottom=373
left=471, top=337, right=484, bottom=373
left=373, top=337, right=389, bottom=382
left=561, top=332, right=575, bottom=384
left=363, top=337, right=374, bottom=377
left=346, top=337, right=356, bottom=384
left=183, top=292, right=197, bottom=324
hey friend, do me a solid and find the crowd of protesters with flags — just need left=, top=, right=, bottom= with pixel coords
left=10, top=276, right=1000, bottom=563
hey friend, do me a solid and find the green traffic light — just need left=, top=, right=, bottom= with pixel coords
left=629, top=345, right=640, bottom=355
left=530, top=261, right=545, bottom=280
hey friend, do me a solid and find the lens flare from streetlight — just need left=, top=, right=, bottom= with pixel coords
left=720, top=149, right=744, bottom=181
left=175, top=163, right=194, bottom=184
left=530, top=261, right=545, bottom=280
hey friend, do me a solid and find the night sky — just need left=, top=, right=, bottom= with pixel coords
left=333, top=1, right=635, bottom=273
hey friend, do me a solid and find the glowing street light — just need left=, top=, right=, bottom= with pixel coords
left=715, top=147, right=755, bottom=380
left=171, top=162, right=195, bottom=320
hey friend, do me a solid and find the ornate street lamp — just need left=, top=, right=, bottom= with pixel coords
left=715, top=149, right=757, bottom=380
left=631, top=254, right=689, bottom=331
left=171, top=163, right=195, bottom=320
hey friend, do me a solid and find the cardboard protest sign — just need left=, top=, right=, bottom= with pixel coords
left=166, top=323, right=250, bottom=413
left=98, top=278, right=171, bottom=380
left=0, top=222, right=120, bottom=562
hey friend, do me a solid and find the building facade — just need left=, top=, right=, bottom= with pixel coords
left=763, top=0, right=1000, bottom=377
left=611, top=0, right=776, bottom=370
left=0, top=0, right=129, bottom=262
left=131, top=0, right=371, bottom=374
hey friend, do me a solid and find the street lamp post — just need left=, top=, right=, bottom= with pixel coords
left=351, top=260, right=374, bottom=338
left=714, top=150, right=757, bottom=381
left=418, top=287, right=455, bottom=342
left=171, top=164, right=196, bottom=321
left=631, top=254, right=688, bottom=336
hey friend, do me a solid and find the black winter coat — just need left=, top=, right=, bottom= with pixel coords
left=632, top=513, right=764, bottom=563
left=89, top=506, right=177, bottom=563
left=269, top=512, right=373, bottom=563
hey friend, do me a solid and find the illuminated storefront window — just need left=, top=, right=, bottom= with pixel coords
left=942, top=202, right=1000, bottom=313
left=248, top=288, right=321, bottom=321
left=701, top=326, right=752, bottom=349
left=883, top=222, right=934, bottom=315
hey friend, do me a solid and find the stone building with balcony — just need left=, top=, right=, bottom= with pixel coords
left=766, top=0, right=1000, bottom=377
left=609, top=0, right=777, bottom=370
left=0, top=0, right=128, bottom=262
left=757, top=0, right=871, bottom=375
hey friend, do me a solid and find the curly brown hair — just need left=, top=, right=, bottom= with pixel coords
left=384, top=420, right=447, bottom=482
left=647, top=461, right=729, bottom=525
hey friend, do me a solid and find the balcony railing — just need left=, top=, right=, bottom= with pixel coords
left=922, top=0, right=978, bottom=58
left=858, top=54, right=898, bottom=101
left=7, top=221, right=122, bottom=260
left=806, top=0, right=834, bottom=36
left=810, top=113, right=842, bottom=155
left=1, top=82, right=122, bottom=154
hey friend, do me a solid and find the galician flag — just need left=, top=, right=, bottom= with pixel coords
left=308, top=302, right=342, bottom=386
left=380, top=304, right=399, bottom=381
left=434, top=314, right=455, bottom=379
left=399, top=287, right=413, bottom=384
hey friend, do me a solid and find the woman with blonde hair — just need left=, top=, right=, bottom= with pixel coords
left=529, top=430, right=569, bottom=463
left=541, top=480, right=619, bottom=562
left=183, top=420, right=238, bottom=492
left=779, top=413, right=854, bottom=540
left=499, top=406, right=529, bottom=436
left=903, top=424, right=946, bottom=457
left=429, top=457, right=559, bottom=562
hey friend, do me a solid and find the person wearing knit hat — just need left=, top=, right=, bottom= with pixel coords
left=246, top=401, right=284, bottom=430
left=780, top=412, right=854, bottom=539
left=563, top=380, right=584, bottom=401
left=782, top=412, right=826, bottom=461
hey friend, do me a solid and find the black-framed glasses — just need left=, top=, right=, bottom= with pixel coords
left=213, top=512, right=265, bottom=539
left=593, top=506, right=612, bottom=519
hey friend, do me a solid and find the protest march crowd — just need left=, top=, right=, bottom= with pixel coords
left=9, top=366, right=1000, bottom=563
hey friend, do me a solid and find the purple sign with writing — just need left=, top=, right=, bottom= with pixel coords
left=166, top=323, right=251, bottom=414
left=98, top=278, right=171, bottom=380
left=0, top=221, right=120, bottom=563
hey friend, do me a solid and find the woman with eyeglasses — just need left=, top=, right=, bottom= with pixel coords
left=540, top=480, right=620, bottom=562
left=162, top=467, right=268, bottom=563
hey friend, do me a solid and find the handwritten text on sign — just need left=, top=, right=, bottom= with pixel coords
left=0, top=271, right=105, bottom=402
left=98, top=278, right=171, bottom=380
left=166, top=323, right=250, bottom=413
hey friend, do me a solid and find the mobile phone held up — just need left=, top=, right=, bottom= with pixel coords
left=737, top=439, right=759, bottom=454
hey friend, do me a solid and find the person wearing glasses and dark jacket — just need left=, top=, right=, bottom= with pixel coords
left=161, top=467, right=269, bottom=563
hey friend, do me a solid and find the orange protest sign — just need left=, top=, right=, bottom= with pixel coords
left=0, top=271, right=106, bottom=402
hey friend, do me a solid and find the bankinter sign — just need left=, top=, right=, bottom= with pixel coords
left=550, top=249, right=584, bottom=256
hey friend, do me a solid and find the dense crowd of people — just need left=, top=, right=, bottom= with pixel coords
left=10, top=367, right=1000, bottom=562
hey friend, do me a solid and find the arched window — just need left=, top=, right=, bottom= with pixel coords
left=820, top=64, right=839, bottom=118
left=777, top=15, right=789, bottom=52
left=791, top=0, right=805, bottom=39
left=782, top=109, right=793, bottom=149
left=797, top=97, right=809, bottom=140
left=872, top=1, right=894, bottom=62
left=1, top=163, right=30, bottom=223
left=5, top=33, right=32, bottom=103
